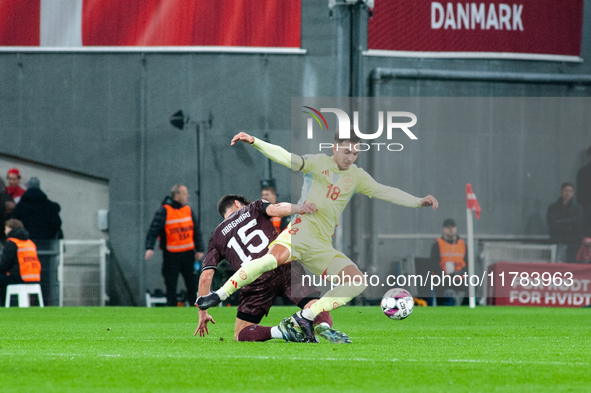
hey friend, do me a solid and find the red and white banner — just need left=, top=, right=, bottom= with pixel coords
left=488, top=262, right=591, bottom=308
left=0, top=0, right=301, bottom=48
left=368, top=0, right=583, bottom=60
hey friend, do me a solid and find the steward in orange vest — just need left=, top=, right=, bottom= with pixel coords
left=429, top=219, right=468, bottom=306
left=145, top=185, right=204, bottom=306
left=435, top=237, right=466, bottom=272
left=1, top=219, right=41, bottom=305
left=430, top=219, right=467, bottom=274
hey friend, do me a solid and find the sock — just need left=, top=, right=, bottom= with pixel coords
left=301, top=308, right=316, bottom=321
left=215, top=288, right=228, bottom=301
left=313, top=311, right=332, bottom=327
left=270, top=326, right=284, bottom=339
left=237, top=325, right=273, bottom=342
left=309, top=281, right=368, bottom=317
left=220, top=254, right=278, bottom=298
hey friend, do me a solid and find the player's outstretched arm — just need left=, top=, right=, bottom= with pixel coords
left=357, top=172, right=438, bottom=209
left=369, top=184, right=438, bottom=211
left=265, top=202, right=318, bottom=217
left=195, top=269, right=216, bottom=337
left=230, top=132, right=304, bottom=171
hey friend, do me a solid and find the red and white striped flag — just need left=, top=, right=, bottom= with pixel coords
left=466, top=183, right=481, bottom=219
left=0, top=0, right=301, bottom=48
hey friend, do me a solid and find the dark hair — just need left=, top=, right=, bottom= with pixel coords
left=5, top=218, right=24, bottom=230
left=561, top=182, right=574, bottom=190
left=262, top=186, right=277, bottom=195
left=217, top=194, right=250, bottom=218
left=442, top=218, right=456, bottom=228
left=334, top=126, right=362, bottom=146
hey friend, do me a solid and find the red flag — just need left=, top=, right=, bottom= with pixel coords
left=466, top=183, right=481, bottom=219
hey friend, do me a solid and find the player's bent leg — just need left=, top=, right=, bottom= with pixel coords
left=268, top=243, right=291, bottom=266
left=198, top=253, right=285, bottom=310
left=222, top=253, right=278, bottom=295
left=235, top=318, right=304, bottom=343
left=293, top=285, right=364, bottom=343
left=291, top=262, right=367, bottom=338
left=309, top=264, right=367, bottom=316
left=235, top=319, right=257, bottom=341
left=289, top=257, right=363, bottom=342
left=217, top=243, right=291, bottom=302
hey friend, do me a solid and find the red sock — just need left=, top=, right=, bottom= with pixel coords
left=313, top=311, right=332, bottom=327
left=237, top=325, right=273, bottom=342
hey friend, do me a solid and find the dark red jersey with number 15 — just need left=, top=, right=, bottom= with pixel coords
left=202, top=200, right=279, bottom=273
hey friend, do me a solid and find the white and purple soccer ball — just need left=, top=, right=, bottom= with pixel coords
left=381, top=288, right=414, bottom=320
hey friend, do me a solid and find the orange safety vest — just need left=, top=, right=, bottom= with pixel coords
left=163, top=205, right=195, bottom=252
left=7, top=238, right=41, bottom=282
left=437, top=238, right=466, bottom=272
left=270, top=217, right=282, bottom=232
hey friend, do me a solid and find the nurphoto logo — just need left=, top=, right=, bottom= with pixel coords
left=302, top=106, right=418, bottom=152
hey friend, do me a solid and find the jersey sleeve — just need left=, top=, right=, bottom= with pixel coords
left=356, top=169, right=422, bottom=208
left=253, top=199, right=271, bottom=218
left=201, top=237, right=221, bottom=271
left=252, top=138, right=304, bottom=171
left=299, top=154, right=326, bottom=174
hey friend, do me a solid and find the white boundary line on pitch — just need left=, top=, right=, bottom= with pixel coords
left=2, top=352, right=591, bottom=366
left=4, top=352, right=585, bottom=366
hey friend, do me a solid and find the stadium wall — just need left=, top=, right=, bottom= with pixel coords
left=0, top=0, right=590, bottom=304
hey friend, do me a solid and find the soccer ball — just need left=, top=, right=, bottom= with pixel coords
left=381, top=288, right=414, bottom=320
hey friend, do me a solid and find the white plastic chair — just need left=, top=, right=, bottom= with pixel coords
left=5, top=283, right=44, bottom=308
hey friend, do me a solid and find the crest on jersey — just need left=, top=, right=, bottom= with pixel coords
left=343, top=174, right=353, bottom=191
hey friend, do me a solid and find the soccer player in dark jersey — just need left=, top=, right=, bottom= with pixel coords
left=194, top=194, right=351, bottom=343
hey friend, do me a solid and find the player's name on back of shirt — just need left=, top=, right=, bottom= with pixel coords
left=221, top=211, right=251, bottom=236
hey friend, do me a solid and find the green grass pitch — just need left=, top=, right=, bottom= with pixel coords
left=1, top=305, right=589, bottom=392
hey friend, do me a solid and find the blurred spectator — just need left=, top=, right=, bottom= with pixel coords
left=576, top=237, right=591, bottom=263
left=11, top=177, right=62, bottom=241
left=547, top=182, right=584, bottom=262
left=430, top=218, right=468, bottom=305
left=261, top=186, right=290, bottom=231
left=0, top=219, right=41, bottom=305
left=145, top=184, right=204, bottom=306
left=5, top=168, right=26, bottom=214
left=0, top=178, right=11, bottom=245
left=576, top=145, right=591, bottom=236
